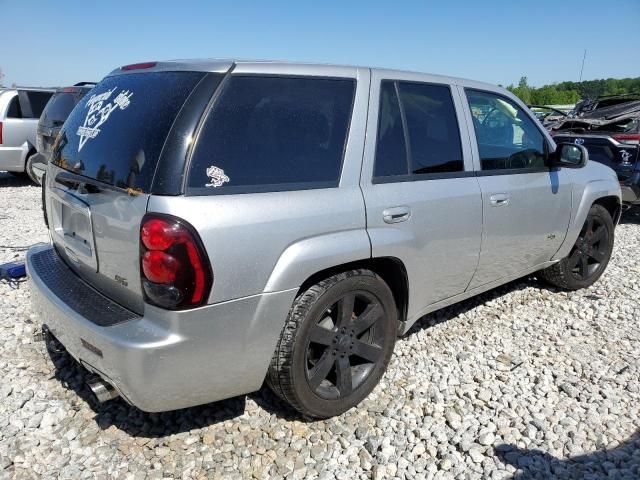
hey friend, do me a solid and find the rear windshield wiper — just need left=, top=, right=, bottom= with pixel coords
left=55, top=171, right=144, bottom=196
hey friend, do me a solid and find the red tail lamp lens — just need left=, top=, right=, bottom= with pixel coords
left=141, top=218, right=175, bottom=251
left=142, top=251, right=180, bottom=284
left=140, top=215, right=212, bottom=309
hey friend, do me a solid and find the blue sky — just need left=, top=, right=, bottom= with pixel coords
left=2, top=0, right=639, bottom=88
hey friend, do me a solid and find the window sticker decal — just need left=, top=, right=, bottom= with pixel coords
left=205, top=165, right=230, bottom=187
left=76, top=88, right=133, bottom=151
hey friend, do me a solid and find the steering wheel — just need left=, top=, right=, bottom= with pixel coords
left=505, top=148, right=537, bottom=169
left=481, top=108, right=512, bottom=145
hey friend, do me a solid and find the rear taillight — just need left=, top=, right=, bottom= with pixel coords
left=613, top=134, right=640, bottom=145
left=140, top=214, right=212, bottom=310
left=0, top=122, right=3, bottom=144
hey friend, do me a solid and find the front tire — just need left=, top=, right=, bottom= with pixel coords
left=267, top=269, right=397, bottom=418
left=540, top=204, right=614, bottom=290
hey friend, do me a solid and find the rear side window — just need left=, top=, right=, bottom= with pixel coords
left=40, top=90, right=89, bottom=126
left=6, top=96, right=22, bottom=118
left=374, top=82, right=408, bottom=177
left=26, top=91, right=53, bottom=117
left=399, top=83, right=463, bottom=174
left=52, top=71, right=205, bottom=192
left=187, top=75, right=355, bottom=194
left=374, top=80, right=463, bottom=181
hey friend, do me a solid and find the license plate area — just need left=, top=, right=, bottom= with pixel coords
left=50, top=187, right=98, bottom=271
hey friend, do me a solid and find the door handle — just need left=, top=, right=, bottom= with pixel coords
left=383, top=206, right=411, bottom=224
left=489, top=193, right=510, bottom=207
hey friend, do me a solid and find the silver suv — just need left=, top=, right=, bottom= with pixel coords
left=0, top=87, right=54, bottom=175
left=27, top=60, right=621, bottom=418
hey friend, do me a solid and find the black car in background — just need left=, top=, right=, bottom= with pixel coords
left=549, top=94, right=640, bottom=207
left=26, top=82, right=95, bottom=184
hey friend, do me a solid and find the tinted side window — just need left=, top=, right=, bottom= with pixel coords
left=398, top=82, right=463, bottom=174
left=374, top=81, right=408, bottom=177
left=6, top=96, right=22, bottom=118
left=27, top=91, right=54, bottom=117
left=466, top=89, right=546, bottom=171
left=188, top=76, right=355, bottom=193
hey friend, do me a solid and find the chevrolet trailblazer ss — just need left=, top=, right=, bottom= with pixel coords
left=27, top=60, right=621, bottom=418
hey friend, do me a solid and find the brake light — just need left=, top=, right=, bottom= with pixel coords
left=613, top=134, right=640, bottom=145
left=142, top=251, right=180, bottom=283
left=0, top=122, right=3, bottom=144
left=121, top=62, right=157, bottom=71
left=140, top=214, right=212, bottom=309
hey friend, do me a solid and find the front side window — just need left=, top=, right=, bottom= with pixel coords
left=374, top=80, right=464, bottom=180
left=188, top=75, right=355, bottom=193
left=466, top=89, right=546, bottom=171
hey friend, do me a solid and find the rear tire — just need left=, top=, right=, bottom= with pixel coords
left=540, top=204, right=614, bottom=290
left=267, top=269, right=397, bottom=418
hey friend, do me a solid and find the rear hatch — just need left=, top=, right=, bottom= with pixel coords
left=45, top=70, right=207, bottom=314
left=552, top=133, right=639, bottom=182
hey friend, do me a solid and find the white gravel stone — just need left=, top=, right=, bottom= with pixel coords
left=1, top=174, right=639, bottom=479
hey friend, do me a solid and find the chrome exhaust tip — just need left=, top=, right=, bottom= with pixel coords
left=87, top=376, right=119, bottom=403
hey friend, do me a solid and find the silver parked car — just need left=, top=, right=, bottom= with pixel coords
left=0, top=87, right=54, bottom=176
left=27, top=60, right=621, bottom=418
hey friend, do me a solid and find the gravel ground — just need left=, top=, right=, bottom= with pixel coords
left=1, top=171, right=639, bottom=479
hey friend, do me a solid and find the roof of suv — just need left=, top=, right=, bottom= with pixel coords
left=107, top=58, right=499, bottom=90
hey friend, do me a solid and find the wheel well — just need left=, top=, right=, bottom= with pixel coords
left=297, top=257, right=409, bottom=324
left=593, top=196, right=622, bottom=224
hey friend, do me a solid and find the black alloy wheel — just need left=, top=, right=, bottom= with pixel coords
left=539, top=204, right=615, bottom=290
left=267, top=269, right=397, bottom=418
left=568, top=214, right=610, bottom=281
left=305, top=291, right=385, bottom=400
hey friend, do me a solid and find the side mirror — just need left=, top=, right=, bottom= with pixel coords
left=550, top=142, right=588, bottom=168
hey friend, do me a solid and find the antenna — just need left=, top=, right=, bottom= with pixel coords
left=579, top=49, right=587, bottom=82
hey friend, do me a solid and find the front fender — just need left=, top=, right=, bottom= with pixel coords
left=552, top=173, right=621, bottom=261
left=264, top=229, right=371, bottom=293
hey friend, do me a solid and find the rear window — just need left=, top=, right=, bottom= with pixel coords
left=40, top=90, right=89, bottom=127
left=52, top=71, right=205, bottom=192
left=17, top=91, right=53, bottom=118
left=374, top=80, right=463, bottom=180
left=187, top=75, right=355, bottom=194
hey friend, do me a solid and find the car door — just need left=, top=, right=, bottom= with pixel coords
left=360, top=72, right=483, bottom=322
left=459, top=86, right=573, bottom=289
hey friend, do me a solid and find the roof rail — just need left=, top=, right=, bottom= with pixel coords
left=73, top=82, right=97, bottom=87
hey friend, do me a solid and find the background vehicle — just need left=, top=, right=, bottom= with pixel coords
left=550, top=94, right=640, bottom=206
left=27, top=82, right=95, bottom=184
left=27, top=60, right=621, bottom=419
left=0, top=87, right=54, bottom=176
left=528, top=105, right=569, bottom=126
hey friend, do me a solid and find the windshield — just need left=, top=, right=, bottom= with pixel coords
left=52, top=71, right=205, bottom=192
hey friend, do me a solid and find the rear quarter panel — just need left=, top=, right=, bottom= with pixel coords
left=147, top=187, right=370, bottom=303
left=147, top=66, right=372, bottom=304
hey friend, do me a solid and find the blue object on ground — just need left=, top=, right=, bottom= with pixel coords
left=0, top=261, right=27, bottom=279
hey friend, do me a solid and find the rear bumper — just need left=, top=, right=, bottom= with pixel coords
left=27, top=243, right=296, bottom=412
left=0, top=145, right=28, bottom=171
